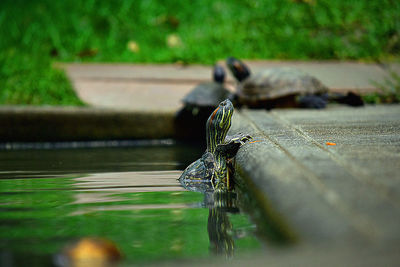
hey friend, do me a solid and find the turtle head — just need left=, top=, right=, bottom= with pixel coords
left=226, top=57, right=251, bottom=82
left=206, top=99, right=234, bottom=153
left=213, top=64, right=225, bottom=84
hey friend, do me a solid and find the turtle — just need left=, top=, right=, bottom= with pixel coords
left=226, top=57, right=363, bottom=109
left=175, top=65, right=232, bottom=141
left=182, top=64, right=230, bottom=114
left=179, top=99, right=251, bottom=192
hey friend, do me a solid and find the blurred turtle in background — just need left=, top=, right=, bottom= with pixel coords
left=226, top=57, right=363, bottom=109
left=175, top=64, right=231, bottom=142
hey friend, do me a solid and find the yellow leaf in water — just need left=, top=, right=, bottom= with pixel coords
left=166, top=34, right=183, bottom=48
left=127, top=41, right=140, bottom=53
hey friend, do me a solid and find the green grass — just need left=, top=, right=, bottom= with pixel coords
left=1, top=0, right=399, bottom=105
left=364, top=68, right=400, bottom=104
left=0, top=53, right=84, bottom=105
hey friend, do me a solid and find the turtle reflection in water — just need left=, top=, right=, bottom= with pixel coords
left=207, top=189, right=238, bottom=257
left=179, top=99, right=251, bottom=191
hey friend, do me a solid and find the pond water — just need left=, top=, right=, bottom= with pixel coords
left=0, top=141, right=264, bottom=266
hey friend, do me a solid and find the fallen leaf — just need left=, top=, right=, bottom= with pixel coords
left=127, top=41, right=140, bottom=53
left=154, top=15, right=180, bottom=28
left=291, top=0, right=315, bottom=4
left=166, top=33, right=183, bottom=48
left=77, top=48, right=98, bottom=58
left=60, top=237, right=122, bottom=266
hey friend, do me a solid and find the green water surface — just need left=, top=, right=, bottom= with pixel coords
left=0, top=143, right=262, bottom=266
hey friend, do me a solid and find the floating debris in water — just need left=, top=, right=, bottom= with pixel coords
left=55, top=237, right=122, bottom=267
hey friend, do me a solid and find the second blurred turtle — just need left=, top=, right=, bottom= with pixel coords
left=227, top=57, right=363, bottom=109
left=175, top=65, right=231, bottom=143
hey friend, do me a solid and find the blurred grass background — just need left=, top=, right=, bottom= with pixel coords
left=0, top=0, right=399, bottom=105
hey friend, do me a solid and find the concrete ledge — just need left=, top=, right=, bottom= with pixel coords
left=0, top=106, right=175, bottom=142
left=230, top=105, right=400, bottom=246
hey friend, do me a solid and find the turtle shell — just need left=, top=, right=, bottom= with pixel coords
left=183, top=82, right=230, bottom=108
left=237, top=67, right=328, bottom=103
left=179, top=152, right=216, bottom=192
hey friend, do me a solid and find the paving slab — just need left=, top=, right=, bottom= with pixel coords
left=229, top=104, right=400, bottom=246
left=63, top=61, right=400, bottom=111
left=73, top=80, right=192, bottom=112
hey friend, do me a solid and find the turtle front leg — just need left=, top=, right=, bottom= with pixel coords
left=298, top=94, right=327, bottom=109
left=216, top=133, right=252, bottom=159
left=225, top=133, right=252, bottom=145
